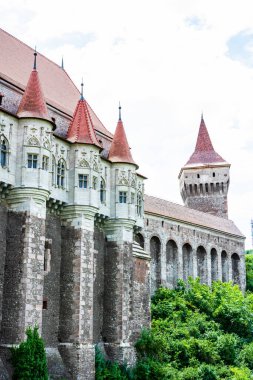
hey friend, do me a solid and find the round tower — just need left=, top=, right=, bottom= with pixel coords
left=179, top=115, right=230, bottom=218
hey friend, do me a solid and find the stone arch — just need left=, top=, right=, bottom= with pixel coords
left=182, top=243, right=193, bottom=282
left=166, top=240, right=178, bottom=288
left=211, top=248, right=218, bottom=282
left=221, top=250, right=228, bottom=282
left=231, top=253, right=240, bottom=285
left=135, top=233, right=144, bottom=249
left=197, top=246, right=207, bottom=284
left=150, top=236, right=161, bottom=295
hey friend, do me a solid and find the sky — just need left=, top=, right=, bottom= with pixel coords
left=1, top=0, right=253, bottom=248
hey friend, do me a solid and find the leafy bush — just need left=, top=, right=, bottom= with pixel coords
left=246, top=254, right=253, bottom=291
left=11, top=326, right=48, bottom=380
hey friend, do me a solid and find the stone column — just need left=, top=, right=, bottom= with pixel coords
left=228, top=253, right=233, bottom=282
left=217, top=249, right=222, bottom=281
left=177, top=242, right=183, bottom=280
left=207, top=250, right=212, bottom=286
left=1, top=189, right=48, bottom=344
left=192, top=247, right=198, bottom=279
left=103, top=219, right=149, bottom=366
left=58, top=206, right=96, bottom=380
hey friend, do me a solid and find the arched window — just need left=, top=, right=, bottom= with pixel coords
left=197, top=246, right=207, bottom=284
left=137, top=192, right=142, bottom=216
left=57, top=159, right=65, bottom=188
left=182, top=243, right=193, bottom=282
left=0, top=135, right=8, bottom=167
left=231, top=253, right=240, bottom=285
left=134, top=233, right=144, bottom=249
left=100, top=178, right=106, bottom=203
left=52, top=156, right=56, bottom=185
left=211, top=248, right=218, bottom=282
left=221, top=250, right=228, bottom=282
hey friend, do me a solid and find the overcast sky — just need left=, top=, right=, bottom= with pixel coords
left=2, top=0, right=253, bottom=248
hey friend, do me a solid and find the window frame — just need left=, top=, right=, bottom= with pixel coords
left=27, top=153, right=38, bottom=169
left=57, top=158, right=65, bottom=188
left=119, top=191, right=127, bottom=204
left=78, top=174, right=88, bottom=189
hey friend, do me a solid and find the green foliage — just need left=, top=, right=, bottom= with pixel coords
left=11, top=326, right=48, bottom=380
left=134, top=279, right=253, bottom=380
left=246, top=254, right=253, bottom=291
left=95, top=346, right=133, bottom=380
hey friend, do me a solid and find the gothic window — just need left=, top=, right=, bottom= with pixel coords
left=182, top=243, right=193, bottom=282
left=93, top=176, right=97, bottom=190
left=52, top=155, right=56, bottom=185
left=231, top=253, right=240, bottom=285
left=197, top=246, right=207, bottom=284
left=166, top=240, right=178, bottom=288
left=135, top=233, right=144, bottom=248
left=57, top=159, right=65, bottom=187
left=0, top=136, right=8, bottom=167
left=42, top=155, right=49, bottom=171
left=119, top=191, right=127, bottom=203
left=100, top=178, right=106, bottom=203
left=211, top=248, right=218, bottom=282
left=27, top=153, right=38, bottom=168
left=79, top=174, right=88, bottom=188
left=137, top=192, right=142, bottom=216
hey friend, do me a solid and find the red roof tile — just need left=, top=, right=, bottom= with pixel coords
left=0, top=28, right=113, bottom=138
left=145, top=194, right=244, bottom=237
left=17, top=68, right=50, bottom=120
left=67, top=98, right=101, bottom=147
left=108, top=118, right=137, bottom=167
left=185, top=116, right=226, bottom=166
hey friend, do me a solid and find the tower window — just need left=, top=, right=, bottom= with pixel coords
left=79, top=174, right=88, bottom=188
left=42, top=155, right=49, bottom=171
left=27, top=154, right=38, bottom=169
left=43, top=299, right=48, bottom=310
left=213, top=172, right=215, bottom=177
left=0, top=136, right=8, bottom=167
left=57, top=159, right=65, bottom=187
left=197, top=174, right=200, bottom=178
left=119, top=191, right=127, bottom=203
left=100, top=178, right=106, bottom=203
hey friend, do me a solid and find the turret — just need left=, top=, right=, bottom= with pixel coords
left=108, top=104, right=143, bottom=222
left=179, top=115, right=230, bottom=218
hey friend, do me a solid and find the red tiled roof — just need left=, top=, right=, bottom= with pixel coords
left=144, top=194, right=244, bottom=238
left=67, top=97, right=101, bottom=147
left=0, top=27, right=113, bottom=138
left=185, top=116, right=226, bottom=166
left=17, top=69, right=50, bottom=120
left=108, top=118, right=137, bottom=167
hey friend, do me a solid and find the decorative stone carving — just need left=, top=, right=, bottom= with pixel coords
left=43, top=138, right=51, bottom=149
left=27, top=136, right=40, bottom=146
left=79, top=158, right=89, bottom=168
left=118, top=170, right=128, bottom=185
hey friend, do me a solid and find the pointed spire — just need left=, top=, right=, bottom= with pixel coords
left=185, top=115, right=226, bottom=166
left=33, top=47, right=37, bottom=70
left=17, top=50, right=50, bottom=121
left=108, top=105, right=137, bottom=167
left=66, top=95, right=101, bottom=147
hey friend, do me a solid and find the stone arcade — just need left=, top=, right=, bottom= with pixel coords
left=0, top=28, right=245, bottom=379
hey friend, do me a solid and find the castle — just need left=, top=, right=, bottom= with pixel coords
left=0, top=28, right=245, bottom=379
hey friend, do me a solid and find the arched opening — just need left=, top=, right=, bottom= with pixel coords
left=221, top=250, right=228, bottom=282
left=182, top=243, right=193, bottom=282
left=135, top=233, right=144, bottom=249
left=150, top=236, right=161, bottom=295
left=166, top=240, right=178, bottom=288
left=211, top=248, right=218, bottom=282
left=197, top=246, right=207, bottom=284
left=231, top=253, right=240, bottom=285
left=57, top=159, right=66, bottom=188
left=0, top=135, right=8, bottom=167
left=100, top=178, right=106, bottom=203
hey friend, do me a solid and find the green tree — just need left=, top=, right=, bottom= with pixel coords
left=11, top=326, right=48, bottom=380
left=245, top=254, right=253, bottom=291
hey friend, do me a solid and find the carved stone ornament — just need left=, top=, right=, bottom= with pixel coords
left=119, top=170, right=129, bottom=185
left=43, top=138, right=51, bottom=149
left=79, top=158, right=90, bottom=168
left=27, top=136, right=40, bottom=146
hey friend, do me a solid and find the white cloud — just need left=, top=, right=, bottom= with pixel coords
left=2, top=0, right=253, bottom=247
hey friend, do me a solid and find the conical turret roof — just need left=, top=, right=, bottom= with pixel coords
left=17, top=53, right=50, bottom=120
left=108, top=107, right=137, bottom=167
left=67, top=96, right=101, bottom=147
left=185, top=116, right=226, bottom=166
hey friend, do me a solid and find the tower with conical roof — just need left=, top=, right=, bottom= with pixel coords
left=179, top=116, right=230, bottom=218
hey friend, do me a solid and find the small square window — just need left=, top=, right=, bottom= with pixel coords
left=119, top=191, right=127, bottom=203
left=27, top=154, right=38, bottom=169
left=42, top=155, right=49, bottom=171
left=79, top=174, right=88, bottom=188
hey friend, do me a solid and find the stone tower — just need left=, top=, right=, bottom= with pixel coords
left=179, top=115, right=230, bottom=218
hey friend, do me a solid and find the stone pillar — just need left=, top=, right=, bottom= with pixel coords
left=207, top=250, right=212, bottom=286
left=103, top=219, right=150, bottom=366
left=1, top=189, right=48, bottom=344
left=192, top=248, right=198, bottom=279
left=217, top=249, right=222, bottom=281
left=160, top=240, right=167, bottom=287
left=58, top=206, right=96, bottom=380
left=177, top=243, right=183, bottom=280
left=228, top=253, right=233, bottom=282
